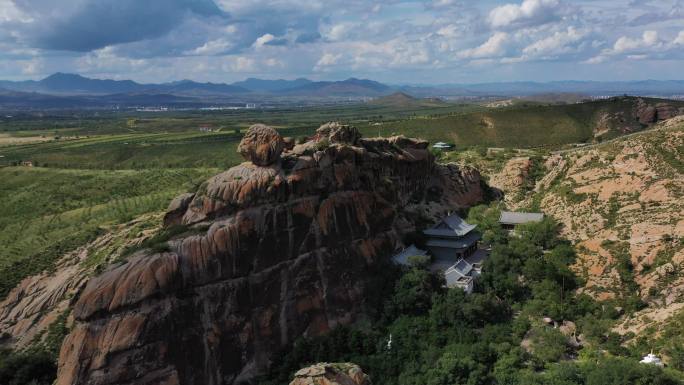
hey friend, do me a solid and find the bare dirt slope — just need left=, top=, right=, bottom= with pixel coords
left=494, top=118, right=684, bottom=336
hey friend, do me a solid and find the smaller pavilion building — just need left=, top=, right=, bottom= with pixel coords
left=499, top=211, right=544, bottom=231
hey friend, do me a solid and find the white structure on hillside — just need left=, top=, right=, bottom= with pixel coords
left=432, top=142, right=453, bottom=150
left=640, top=352, right=664, bottom=367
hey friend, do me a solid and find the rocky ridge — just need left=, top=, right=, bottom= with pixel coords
left=593, top=97, right=684, bottom=138
left=55, top=123, right=485, bottom=385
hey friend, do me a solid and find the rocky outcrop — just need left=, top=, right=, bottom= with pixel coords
left=593, top=98, right=684, bottom=138
left=0, top=214, right=163, bottom=350
left=290, top=363, right=370, bottom=385
left=489, top=157, right=532, bottom=208
left=634, top=98, right=684, bottom=125
left=57, top=123, right=485, bottom=385
left=315, top=122, right=361, bottom=145
left=237, top=124, right=285, bottom=166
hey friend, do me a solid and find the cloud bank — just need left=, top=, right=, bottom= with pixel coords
left=0, top=0, right=683, bottom=83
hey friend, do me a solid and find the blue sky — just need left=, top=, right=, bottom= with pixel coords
left=0, top=0, right=683, bottom=84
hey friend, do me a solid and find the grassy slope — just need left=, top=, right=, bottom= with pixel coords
left=0, top=167, right=216, bottom=298
left=363, top=97, right=684, bottom=148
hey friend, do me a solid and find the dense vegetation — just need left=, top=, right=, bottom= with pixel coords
left=261, top=205, right=684, bottom=385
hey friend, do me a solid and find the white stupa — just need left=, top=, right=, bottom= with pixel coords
left=432, top=142, right=453, bottom=149
left=640, top=351, right=664, bottom=367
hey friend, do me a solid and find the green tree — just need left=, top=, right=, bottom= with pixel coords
left=386, top=268, right=443, bottom=318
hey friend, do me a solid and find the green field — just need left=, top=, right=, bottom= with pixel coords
left=0, top=167, right=216, bottom=298
left=0, top=102, right=480, bottom=169
left=3, top=96, right=678, bottom=171
left=360, top=97, right=684, bottom=148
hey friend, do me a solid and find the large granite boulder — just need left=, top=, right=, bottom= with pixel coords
left=57, top=127, right=485, bottom=385
left=316, top=122, right=361, bottom=145
left=237, top=124, right=285, bottom=166
left=290, top=363, right=371, bottom=385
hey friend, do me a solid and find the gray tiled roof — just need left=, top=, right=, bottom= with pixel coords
left=444, top=260, right=474, bottom=287
left=425, top=231, right=481, bottom=249
left=392, top=244, right=428, bottom=266
left=499, top=211, right=544, bottom=225
left=424, top=214, right=477, bottom=237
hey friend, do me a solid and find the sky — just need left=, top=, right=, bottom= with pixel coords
left=0, top=0, right=683, bottom=84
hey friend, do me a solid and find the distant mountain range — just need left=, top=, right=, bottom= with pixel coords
left=0, top=73, right=391, bottom=98
left=1, top=73, right=684, bottom=110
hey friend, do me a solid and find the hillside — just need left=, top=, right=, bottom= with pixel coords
left=2, top=118, right=684, bottom=384
left=367, top=92, right=448, bottom=108
left=489, top=117, right=684, bottom=342
left=381, top=96, right=684, bottom=148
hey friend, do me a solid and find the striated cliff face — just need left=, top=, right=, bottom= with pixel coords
left=56, top=123, right=484, bottom=385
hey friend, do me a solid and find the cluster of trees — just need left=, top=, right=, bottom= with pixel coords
left=262, top=205, right=684, bottom=385
left=0, top=348, right=56, bottom=385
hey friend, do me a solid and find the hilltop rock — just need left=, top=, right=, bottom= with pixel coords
left=316, top=122, right=361, bottom=145
left=57, top=126, right=485, bottom=385
left=388, top=135, right=429, bottom=150
left=290, top=363, right=370, bottom=385
left=237, top=123, right=285, bottom=166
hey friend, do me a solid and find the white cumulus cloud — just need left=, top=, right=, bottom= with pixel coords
left=488, top=0, right=563, bottom=28
left=458, top=32, right=509, bottom=59
left=674, top=31, right=684, bottom=45
left=522, top=26, right=587, bottom=57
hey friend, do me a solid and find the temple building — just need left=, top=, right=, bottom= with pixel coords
left=390, top=214, right=486, bottom=294
left=423, top=214, right=480, bottom=261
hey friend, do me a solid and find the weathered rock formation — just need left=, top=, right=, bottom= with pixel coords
left=289, top=363, right=370, bottom=385
left=57, top=123, right=485, bottom=385
left=237, top=124, right=285, bottom=166
left=0, top=214, right=163, bottom=350
left=593, top=97, right=684, bottom=138
left=635, top=98, right=684, bottom=125
left=488, top=156, right=532, bottom=208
